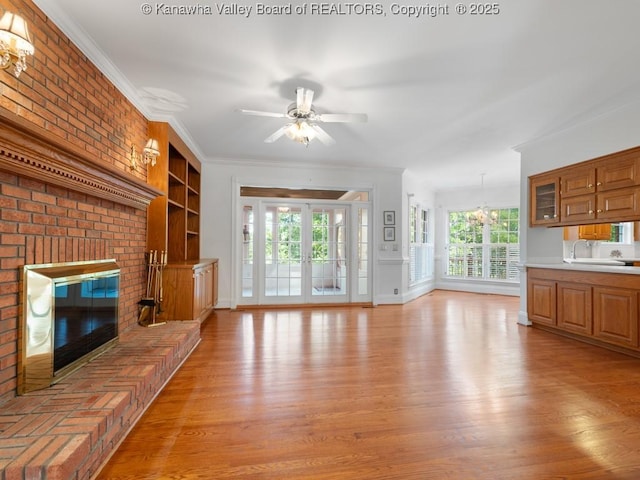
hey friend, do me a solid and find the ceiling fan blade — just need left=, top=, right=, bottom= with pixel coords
left=310, top=124, right=336, bottom=146
left=264, top=124, right=290, bottom=143
left=316, top=113, right=368, bottom=123
left=296, top=88, right=304, bottom=110
left=238, top=109, right=287, bottom=118
left=298, top=88, right=314, bottom=115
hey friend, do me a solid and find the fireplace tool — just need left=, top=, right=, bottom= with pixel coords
left=138, top=250, right=167, bottom=327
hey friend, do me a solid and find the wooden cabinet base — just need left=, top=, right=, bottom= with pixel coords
left=158, top=259, right=218, bottom=322
left=528, top=267, right=640, bottom=357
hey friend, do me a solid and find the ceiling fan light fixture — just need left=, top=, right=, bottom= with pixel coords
left=285, top=120, right=316, bottom=146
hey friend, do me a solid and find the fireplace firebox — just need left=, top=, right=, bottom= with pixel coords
left=20, top=259, right=120, bottom=394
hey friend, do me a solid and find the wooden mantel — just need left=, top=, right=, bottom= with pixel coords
left=0, top=109, right=162, bottom=209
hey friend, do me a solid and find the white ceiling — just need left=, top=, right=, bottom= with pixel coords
left=32, top=0, right=640, bottom=191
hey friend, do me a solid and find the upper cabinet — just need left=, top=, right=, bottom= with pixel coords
left=147, top=122, right=201, bottom=262
left=530, top=174, right=560, bottom=226
left=530, top=146, right=640, bottom=227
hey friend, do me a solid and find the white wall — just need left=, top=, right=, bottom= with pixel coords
left=517, top=100, right=640, bottom=324
left=434, top=182, right=521, bottom=296
left=200, top=159, right=407, bottom=307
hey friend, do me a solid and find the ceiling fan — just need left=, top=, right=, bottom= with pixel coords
left=238, top=87, right=368, bottom=146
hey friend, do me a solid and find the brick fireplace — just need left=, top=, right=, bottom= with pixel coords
left=0, top=1, right=205, bottom=477
left=0, top=0, right=159, bottom=403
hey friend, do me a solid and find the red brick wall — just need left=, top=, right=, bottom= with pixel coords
left=0, top=0, right=150, bottom=402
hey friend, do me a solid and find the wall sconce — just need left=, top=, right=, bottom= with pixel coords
left=0, top=11, right=34, bottom=78
left=129, top=138, right=160, bottom=171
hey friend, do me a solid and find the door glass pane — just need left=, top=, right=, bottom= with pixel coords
left=311, top=207, right=347, bottom=296
left=242, top=205, right=253, bottom=297
left=264, top=207, right=302, bottom=297
left=358, top=207, right=368, bottom=295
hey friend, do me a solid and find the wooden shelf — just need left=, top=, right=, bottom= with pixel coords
left=147, top=122, right=201, bottom=262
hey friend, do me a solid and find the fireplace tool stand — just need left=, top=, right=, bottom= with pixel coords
left=138, top=250, right=167, bottom=327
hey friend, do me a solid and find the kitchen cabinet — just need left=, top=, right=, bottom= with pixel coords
left=596, top=153, right=640, bottom=191
left=529, top=145, right=640, bottom=227
left=529, top=174, right=560, bottom=226
left=527, top=277, right=556, bottom=325
left=560, top=154, right=640, bottom=198
left=561, top=188, right=640, bottom=223
left=595, top=187, right=640, bottom=221
left=527, top=267, right=640, bottom=356
left=561, top=167, right=596, bottom=198
left=563, top=224, right=611, bottom=241
left=560, top=194, right=595, bottom=223
left=159, top=259, right=218, bottom=323
left=593, top=286, right=638, bottom=349
left=557, top=282, right=592, bottom=335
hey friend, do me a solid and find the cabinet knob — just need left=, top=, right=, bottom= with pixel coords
left=588, top=184, right=593, bottom=188
left=597, top=209, right=603, bottom=213
left=597, top=182, right=602, bottom=186
left=588, top=210, right=594, bottom=214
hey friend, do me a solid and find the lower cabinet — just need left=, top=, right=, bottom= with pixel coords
left=527, top=268, right=640, bottom=354
left=557, top=282, right=592, bottom=336
left=527, top=278, right=556, bottom=326
left=159, top=258, right=218, bottom=322
left=593, top=286, right=638, bottom=348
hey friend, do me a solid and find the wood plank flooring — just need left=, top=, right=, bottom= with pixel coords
left=95, top=291, right=640, bottom=479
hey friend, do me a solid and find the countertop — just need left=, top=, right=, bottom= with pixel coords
left=526, top=261, right=640, bottom=275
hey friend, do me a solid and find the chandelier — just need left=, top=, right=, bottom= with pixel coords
left=0, top=11, right=34, bottom=78
left=470, top=174, right=498, bottom=226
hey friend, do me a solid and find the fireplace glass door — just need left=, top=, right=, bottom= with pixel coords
left=54, top=274, right=119, bottom=374
left=20, top=259, right=120, bottom=394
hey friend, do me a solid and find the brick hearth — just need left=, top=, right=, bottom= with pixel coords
left=0, top=320, right=200, bottom=480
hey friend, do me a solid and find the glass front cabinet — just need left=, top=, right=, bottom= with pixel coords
left=530, top=174, right=560, bottom=226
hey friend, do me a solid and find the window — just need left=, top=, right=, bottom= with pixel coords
left=446, top=208, right=520, bottom=282
left=409, top=205, right=433, bottom=284
left=609, top=222, right=634, bottom=243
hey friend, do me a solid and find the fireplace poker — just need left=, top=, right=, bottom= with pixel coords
left=138, top=250, right=166, bottom=327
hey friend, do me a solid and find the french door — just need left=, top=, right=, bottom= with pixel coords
left=240, top=200, right=370, bottom=305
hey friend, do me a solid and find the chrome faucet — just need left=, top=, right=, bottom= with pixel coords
left=571, top=239, right=590, bottom=259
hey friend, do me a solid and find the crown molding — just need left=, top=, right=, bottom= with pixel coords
left=31, top=1, right=207, bottom=164
left=0, top=109, right=162, bottom=209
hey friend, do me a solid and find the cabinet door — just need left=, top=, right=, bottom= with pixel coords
left=596, top=155, right=640, bottom=191
left=561, top=168, right=596, bottom=198
left=593, top=287, right=638, bottom=348
left=212, top=260, right=218, bottom=308
left=561, top=195, right=595, bottom=223
left=557, top=283, right=592, bottom=335
left=578, top=224, right=611, bottom=241
left=528, top=278, right=556, bottom=326
left=530, top=175, right=559, bottom=226
left=595, top=187, right=640, bottom=221
left=192, top=267, right=204, bottom=320
left=204, top=264, right=214, bottom=310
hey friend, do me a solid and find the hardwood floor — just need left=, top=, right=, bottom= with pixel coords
left=95, top=291, right=640, bottom=479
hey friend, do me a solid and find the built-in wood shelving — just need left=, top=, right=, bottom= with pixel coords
left=147, top=122, right=201, bottom=262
